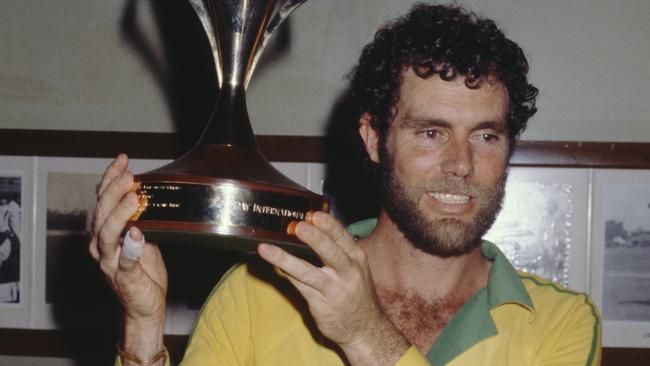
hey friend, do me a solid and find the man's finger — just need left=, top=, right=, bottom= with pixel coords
left=97, top=192, right=139, bottom=260
left=118, top=227, right=145, bottom=272
left=285, top=274, right=323, bottom=300
left=88, top=238, right=100, bottom=261
left=295, top=221, right=353, bottom=271
left=258, top=243, right=327, bottom=290
left=310, top=212, right=359, bottom=257
left=97, top=154, right=128, bottom=198
left=122, top=227, right=145, bottom=261
left=93, top=171, right=135, bottom=235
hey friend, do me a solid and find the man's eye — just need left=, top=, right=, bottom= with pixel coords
left=422, top=129, right=440, bottom=139
left=480, top=133, right=500, bottom=142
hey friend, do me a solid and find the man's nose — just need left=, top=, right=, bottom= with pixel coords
left=441, top=138, right=474, bottom=178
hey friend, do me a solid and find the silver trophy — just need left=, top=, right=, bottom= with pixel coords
left=128, top=0, right=327, bottom=253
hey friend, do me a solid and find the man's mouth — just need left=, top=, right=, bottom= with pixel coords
left=428, top=192, right=471, bottom=205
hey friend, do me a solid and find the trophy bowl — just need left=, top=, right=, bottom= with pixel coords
left=126, top=0, right=328, bottom=254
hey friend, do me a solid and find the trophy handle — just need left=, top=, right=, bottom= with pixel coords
left=247, top=0, right=308, bottom=89
left=188, top=0, right=308, bottom=90
left=188, top=0, right=222, bottom=87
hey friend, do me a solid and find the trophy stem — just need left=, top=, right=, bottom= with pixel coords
left=197, top=85, right=259, bottom=149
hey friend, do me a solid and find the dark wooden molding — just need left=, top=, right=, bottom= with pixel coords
left=0, top=129, right=326, bottom=162
left=0, top=128, right=648, bottom=168
left=510, top=140, right=650, bottom=169
left=0, top=329, right=69, bottom=358
left=0, top=328, right=647, bottom=365
left=0, top=328, right=188, bottom=363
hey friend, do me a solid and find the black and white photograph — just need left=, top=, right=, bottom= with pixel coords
left=35, top=158, right=168, bottom=328
left=601, top=183, right=650, bottom=322
left=591, top=169, right=650, bottom=348
left=33, top=157, right=179, bottom=332
left=45, top=171, right=102, bottom=306
left=35, top=157, right=213, bottom=334
left=0, top=156, right=33, bottom=329
left=0, top=175, right=22, bottom=304
left=31, top=158, right=130, bottom=362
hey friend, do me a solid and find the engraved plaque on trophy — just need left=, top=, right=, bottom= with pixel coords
left=127, top=0, right=327, bottom=253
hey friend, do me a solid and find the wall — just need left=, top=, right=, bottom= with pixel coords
left=1, top=0, right=649, bottom=141
left=1, top=1, right=649, bottom=365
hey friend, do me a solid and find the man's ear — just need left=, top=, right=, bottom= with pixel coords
left=358, top=113, right=380, bottom=163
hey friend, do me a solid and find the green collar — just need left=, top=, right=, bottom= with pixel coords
left=347, top=218, right=534, bottom=365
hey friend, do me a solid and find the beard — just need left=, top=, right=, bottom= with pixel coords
left=379, top=150, right=507, bottom=258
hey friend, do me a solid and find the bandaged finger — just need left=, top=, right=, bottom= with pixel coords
left=121, top=230, right=145, bottom=261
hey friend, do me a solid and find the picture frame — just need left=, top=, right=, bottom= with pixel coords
left=590, top=169, right=650, bottom=348
left=32, top=157, right=169, bottom=329
left=0, top=156, right=33, bottom=328
left=484, top=167, right=591, bottom=292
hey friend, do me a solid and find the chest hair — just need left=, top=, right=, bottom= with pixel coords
left=376, top=287, right=466, bottom=354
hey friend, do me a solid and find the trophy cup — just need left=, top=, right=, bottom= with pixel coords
left=127, top=0, right=327, bottom=253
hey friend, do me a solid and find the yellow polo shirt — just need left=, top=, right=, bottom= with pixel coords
left=118, top=219, right=602, bottom=365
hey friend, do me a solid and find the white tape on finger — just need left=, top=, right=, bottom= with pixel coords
left=122, top=231, right=145, bottom=261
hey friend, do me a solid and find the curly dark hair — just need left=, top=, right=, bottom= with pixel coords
left=348, top=3, right=538, bottom=150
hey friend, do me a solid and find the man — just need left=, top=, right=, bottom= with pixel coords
left=91, top=3, right=601, bottom=365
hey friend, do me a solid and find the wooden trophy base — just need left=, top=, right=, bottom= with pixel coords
left=127, top=144, right=328, bottom=253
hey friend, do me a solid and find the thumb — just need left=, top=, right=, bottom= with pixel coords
left=118, top=227, right=145, bottom=272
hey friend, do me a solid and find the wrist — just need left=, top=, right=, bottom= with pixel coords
left=340, top=318, right=410, bottom=366
left=342, top=340, right=410, bottom=366
left=122, top=314, right=166, bottom=362
left=117, top=343, right=167, bottom=366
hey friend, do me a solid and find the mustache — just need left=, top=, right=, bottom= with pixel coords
left=420, top=180, right=482, bottom=197
left=420, top=176, right=507, bottom=199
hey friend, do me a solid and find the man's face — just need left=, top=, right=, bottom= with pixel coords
left=367, top=70, right=510, bottom=257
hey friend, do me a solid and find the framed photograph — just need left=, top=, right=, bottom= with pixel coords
left=33, top=157, right=168, bottom=329
left=0, top=156, right=33, bottom=328
left=591, top=169, right=650, bottom=348
left=484, top=167, right=590, bottom=292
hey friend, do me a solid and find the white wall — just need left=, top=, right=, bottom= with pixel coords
left=2, top=0, right=649, bottom=141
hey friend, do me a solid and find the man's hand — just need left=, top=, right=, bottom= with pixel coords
left=88, top=154, right=168, bottom=362
left=258, top=211, right=410, bottom=366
